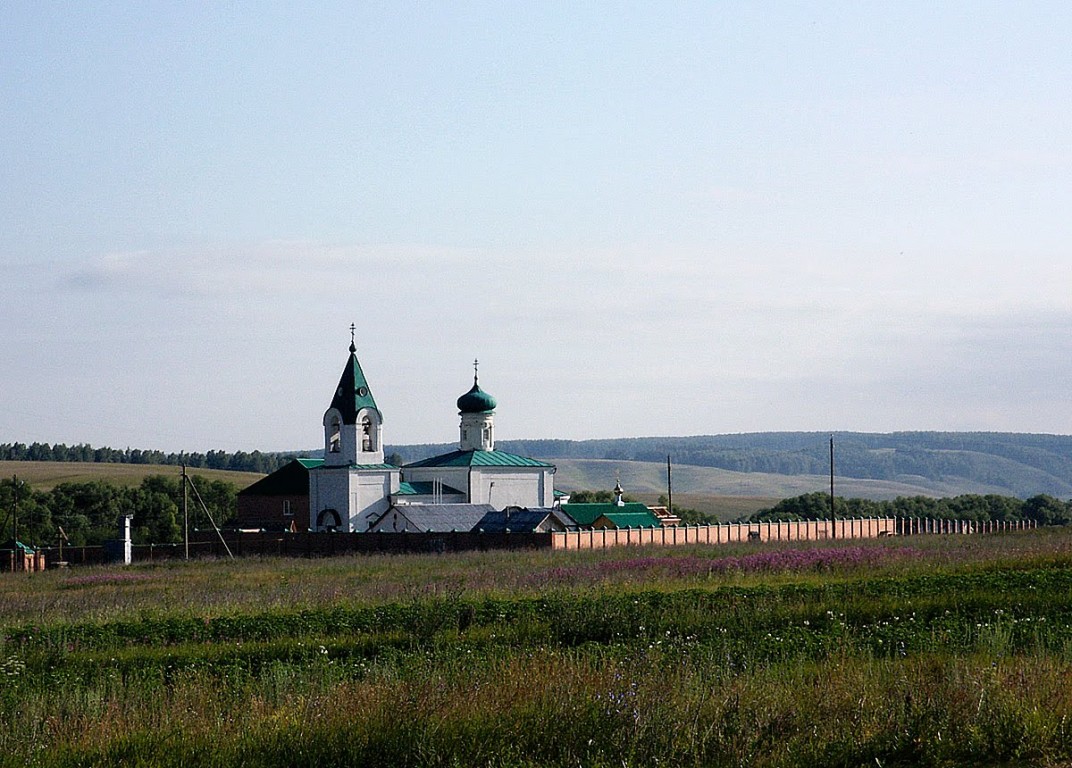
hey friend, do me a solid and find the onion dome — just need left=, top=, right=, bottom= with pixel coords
left=457, top=381, right=496, bottom=413
left=457, top=360, right=497, bottom=413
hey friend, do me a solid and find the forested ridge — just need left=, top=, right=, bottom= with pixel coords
left=5, top=431, right=1072, bottom=500
left=398, top=431, right=1072, bottom=499
left=0, top=442, right=300, bottom=474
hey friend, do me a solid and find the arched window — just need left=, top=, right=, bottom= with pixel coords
left=361, top=416, right=372, bottom=452
left=317, top=508, right=342, bottom=531
left=329, top=417, right=341, bottom=453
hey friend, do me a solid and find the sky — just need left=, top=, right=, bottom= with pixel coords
left=2, top=2, right=1071, bottom=453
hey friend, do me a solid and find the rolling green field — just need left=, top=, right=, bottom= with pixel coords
left=552, top=457, right=1009, bottom=502
left=0, top=461, right=264, bottom=492
left=4, top=529, right=1072, bottom=766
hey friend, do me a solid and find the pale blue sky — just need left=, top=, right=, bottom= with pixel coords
left=2, top=2, right=1070, bottom=452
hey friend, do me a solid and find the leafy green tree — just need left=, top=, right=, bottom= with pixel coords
left=0, top=477, right=52, bottom=545
left=567, top=489, right=637, bottom=503
left=186, top=476, right=239, bottom=528
left=1022, top=495, right=1072, bottom=525
left=133, top=489, right=181, bottom=544
left=754, top=492, right=842, bottom=521
left=47, top=481, right=126, bottom=545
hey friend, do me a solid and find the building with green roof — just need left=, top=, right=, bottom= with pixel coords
left=559, top=501, right=660, bottom=527
left=295, top=336, right=556, bottom=531
left=592, top=510, right=661, bottom=529
left=307, top=336, right=401, bottom=531
left=400, top=363, right=555, bottom=512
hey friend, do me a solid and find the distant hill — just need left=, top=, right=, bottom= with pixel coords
left=0, top=461, right=263, bottom=492
left=6, top=432, right=1070, bottom=500
left=386, top=432, right=1072, bottom=500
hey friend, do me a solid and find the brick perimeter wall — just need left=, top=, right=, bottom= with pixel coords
left=29, top=518, right=1038, bottom=566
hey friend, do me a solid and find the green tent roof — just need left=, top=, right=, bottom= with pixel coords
left=329, top=343, right=380, bottom=424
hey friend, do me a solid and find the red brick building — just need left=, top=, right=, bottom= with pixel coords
left=236, top=458, right=322, bottom=531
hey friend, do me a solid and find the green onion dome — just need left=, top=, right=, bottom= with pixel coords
left=457, top=380, right=497, bottom=413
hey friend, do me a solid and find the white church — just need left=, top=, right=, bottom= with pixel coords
left=306, top=337, right=556, bottom=532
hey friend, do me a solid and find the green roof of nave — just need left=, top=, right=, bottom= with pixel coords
left=404, top=449, right=554, bottom=469
left=330, top=343, right=380, bottom=423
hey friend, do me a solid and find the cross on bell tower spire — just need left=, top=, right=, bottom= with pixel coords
left=349, top=323, right=356, bottom=353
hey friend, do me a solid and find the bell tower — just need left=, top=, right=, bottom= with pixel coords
left=323, top=326, right=384, bottom=466
left=308, top=327, right=399, bottom=533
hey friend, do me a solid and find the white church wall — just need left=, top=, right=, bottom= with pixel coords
left=310, top=466, right=399, bottom=532
left=308, top=465, right=352, bottom=530
left=348, top=472, right=394, bottom=531
left=469, top=468, right=553, bottom=509
left=403, top=466, right=472, bottom=500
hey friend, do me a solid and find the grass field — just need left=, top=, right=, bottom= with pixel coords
left=4, top=528, right=1072, bottom=766
left=0, top=461, right=264, bottom=491
left=629, top=491, right=777, bottom=520
left=551, top=457, right=1012, bottom=500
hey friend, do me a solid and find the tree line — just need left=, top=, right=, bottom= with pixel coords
left=568, top=489, right=1072, bottom=527
left=0, top=442, right=301, bottom=474
left=0, top=475, right=239, bottom=548
left=748, top=492, right=1072, bottom=525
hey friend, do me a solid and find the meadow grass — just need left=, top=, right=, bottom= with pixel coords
left=3, top=528, right=1072, bottom=766
left=0, top=461, right=261, bottom=491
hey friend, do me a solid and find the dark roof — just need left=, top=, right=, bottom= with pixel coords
left=380, top=504, right=496, bottom=533
left=473, top=507, right=575, bottom=532
left=404, top=449, right=553, bottom=469
left=559, top=502, right=656, bottom=527
left=329, top=345, right=380, bottom=424
left=238, top=458, right=320, bottom=497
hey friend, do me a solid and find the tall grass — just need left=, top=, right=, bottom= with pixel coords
left=5, top=650, right=1072, bottom=767
left=3, top=528, right=1072, bottom=765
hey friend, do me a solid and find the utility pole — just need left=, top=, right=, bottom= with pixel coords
left=182, top=464, right=189, bottom=560
left=666, top=455, right=673, bottom=519
left=12, top=474, right=18, bottom=544
left=829, top=436, right=836, bottom=540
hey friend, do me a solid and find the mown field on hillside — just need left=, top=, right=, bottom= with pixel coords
left=0, top=461, right=263, bottom=492
left=551, top=457, right=1025, bottom=503
left=4, top=529, right=1072, bottom=766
